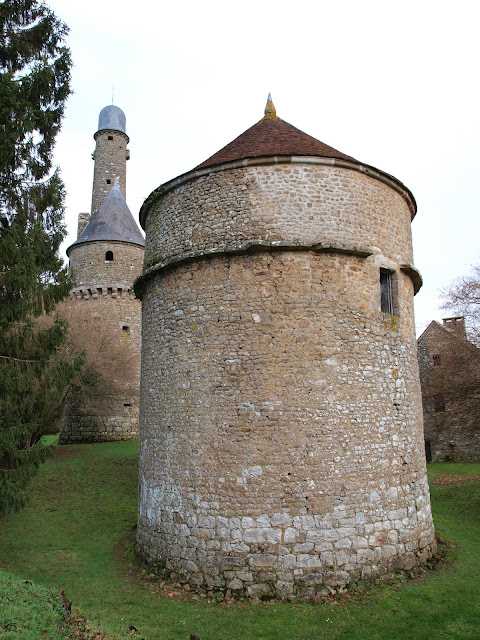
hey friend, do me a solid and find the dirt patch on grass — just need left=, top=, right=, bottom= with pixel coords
left=110, top=458, right=136, bottom=467
left=58, top=589, right=118, bottom=639
left=432, top=474, right=480, bottom=485
left=52, top=444, right=83, bottom=461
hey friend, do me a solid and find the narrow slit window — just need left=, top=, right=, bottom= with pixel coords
left=106, top=179, right=111, bottom=185
left=434, top=394, right=446, bottom=412
left=105, top=251, right=114, bottom=261
left=425, top=440, right=432, bottom=462
left=432, top=353, right=441, bottom=366
left=380, top=269, right=394, bottom=314
left=122, top=324, right=130, bottom=335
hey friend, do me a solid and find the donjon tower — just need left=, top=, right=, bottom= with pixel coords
left=60, top=105, right=144, bottom=444
left=135, top=97, right=436, bottom=600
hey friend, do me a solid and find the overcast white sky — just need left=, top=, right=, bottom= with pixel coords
left=47, top=0, right=479, bottom=335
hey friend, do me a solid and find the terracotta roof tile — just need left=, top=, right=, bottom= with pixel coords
left=194, top=117, right=358, bottom=170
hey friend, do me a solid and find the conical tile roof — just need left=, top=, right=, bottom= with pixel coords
left=138, top=95, right=416, bottom=229
left=195, top=96, right=357, bottom=170
left=67, top=182, right=144, bottom=255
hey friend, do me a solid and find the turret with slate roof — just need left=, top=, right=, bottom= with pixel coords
left=66, top=176, right=144, bottom=294
left=60, top=105, right=143, bottom=445
left=68, top=179, right=144, bottom=256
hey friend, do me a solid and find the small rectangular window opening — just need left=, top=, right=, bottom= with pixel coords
left=108, top=135, right=113, bottom=140
left=106, top=179, right=111, bottom=184
left=432, top=353, right=441, bottom=366
left=380, top=269, right=394, bottom=314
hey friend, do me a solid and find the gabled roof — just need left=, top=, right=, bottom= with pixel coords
left=67, top=182, right=144, bottom=255
left=417, top=320, right=479, bottom=355
left=194, top=109, right=357, bottom=171
left=417, top=320, right=450, bottom=343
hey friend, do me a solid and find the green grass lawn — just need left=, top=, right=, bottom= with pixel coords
left=0, top=441, right=479, bottom=640
left=0, top=570, right=72, bottom=640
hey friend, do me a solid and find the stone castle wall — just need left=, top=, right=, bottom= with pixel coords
left=59, top=292, right=141, bottom=443
left=418, top=323, right=480, bottom=462
left=91, top=129, right=129, bottom=215
left=60, top=240, right=143, bottom=443
left=136, top=161, right=436, bottom=600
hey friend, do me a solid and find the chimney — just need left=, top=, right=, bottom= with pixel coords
left=442, top=316, right=467, bottom=339
left=77, top=212, right=90, bottom=238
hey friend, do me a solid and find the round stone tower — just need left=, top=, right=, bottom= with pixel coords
left=134, top=97, right=436, bottom=600
left=60, top=105, right=144, bottom=444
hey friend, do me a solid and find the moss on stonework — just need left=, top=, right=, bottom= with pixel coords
left=139, top=184, right=165, bottom=226
left=384, top=314, right=400, bottom=332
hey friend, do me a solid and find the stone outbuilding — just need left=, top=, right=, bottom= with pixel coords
left=134, top=97, right=436, bottom=600
left=418, top=316, right=480, bottom=462
left=60, top=105, right=144, bottom=444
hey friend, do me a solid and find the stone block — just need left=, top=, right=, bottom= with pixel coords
left=324, top=570, right=350, bottom=588
left=247, top=583, right=274, bottom=599
left=243, top=528, right=281, bottom=544
left=227, top=578, right=244, bottom=591
left=248, top=554, right=277, bottom=568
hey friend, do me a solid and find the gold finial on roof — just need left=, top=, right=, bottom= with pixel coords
left=263, top=93, right=279, bottom=120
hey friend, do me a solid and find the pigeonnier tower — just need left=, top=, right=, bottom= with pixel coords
left=60, top=105, right=144, bottom=443
left=134, top=96, right=436, bottom=600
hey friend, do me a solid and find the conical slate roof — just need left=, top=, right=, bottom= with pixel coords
left=195, top=96, right=358, bottom=171
left=67, top=182, right=144, bottom=255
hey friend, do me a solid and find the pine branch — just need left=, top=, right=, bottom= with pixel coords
left=0, top=355, right=37, bottom=363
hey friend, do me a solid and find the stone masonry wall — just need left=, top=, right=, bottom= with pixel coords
left=137, top=252, right=435, bottom=600
left=59, top=293, right=141, bottom=443
left=61, top=403, right=139, bottom=443
left=91, top=129, right=129, bottom=215
left=61, top=240, right=143, bottom=443
left=136, top=161, right=436, bottom=600
left=418, top=323, right=480, bottom=462
left=69, top=241, right=144, bottom=291
left=143, top=164, right=414, bottom=271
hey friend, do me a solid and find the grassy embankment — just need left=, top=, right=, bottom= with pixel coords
left=0, top=440, right=479, bottom=640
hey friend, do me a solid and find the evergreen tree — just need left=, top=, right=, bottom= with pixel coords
left=0, top=0, right=81, bottom=515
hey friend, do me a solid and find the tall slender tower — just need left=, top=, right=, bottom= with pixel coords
left=91, top=105, right=130, bottom=216
left=60, top=106, right=144, bottom=444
